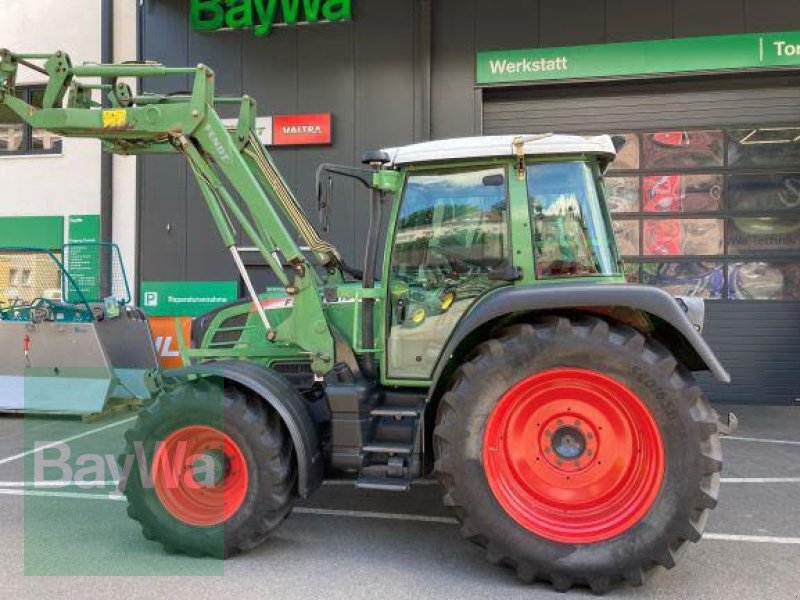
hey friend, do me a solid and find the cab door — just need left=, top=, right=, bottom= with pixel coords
left=383, top=164, right=513, bottom=382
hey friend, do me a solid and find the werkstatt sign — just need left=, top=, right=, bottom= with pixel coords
left=191, top=0, right=352, bottom=37
left=140, top=281, right=238, bottom=317
left=477, top=31, right=800, bottom=85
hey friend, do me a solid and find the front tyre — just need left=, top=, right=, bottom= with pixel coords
left=433, top=317, right=722, bottom=594
left=121, top=379, right=296, bottom=558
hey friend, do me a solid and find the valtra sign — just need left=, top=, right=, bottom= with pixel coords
left=225, top=113, right=332, bottom=146
left=272, top=113, right=331, bottom=145
left=191, top=0, right=352, bottom=37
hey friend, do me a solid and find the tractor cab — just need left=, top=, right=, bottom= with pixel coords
left=375, top=134, right=625, bottom=381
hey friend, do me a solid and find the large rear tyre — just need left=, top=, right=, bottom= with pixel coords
left=433, top=317, right=722, bottom=594
left=120, top=378, right=296, bottom=558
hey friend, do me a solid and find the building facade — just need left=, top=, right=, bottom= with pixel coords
left=13, top=0, right=798, bottom=405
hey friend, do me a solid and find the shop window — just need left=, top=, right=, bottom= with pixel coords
left=728, top=262, right=800, bottom=300
left=728, top=173, right=800, bottom=211
left=623, top=263, right=640, bottom=283
left=608, top=133, right=639, bottom=170
left=641, top=262, right=724, bottom=299
left=608, top=126, right=800, bottom=300
left=642, top=174, right=722, bottom=213
left=612, top=219, right=640, bottom=257
left=726, top=216, right=800, bottom=254
left=642, top=130, right=724, bottom=169
left=728, top=128, right=800, bottom=168
left=0, top=87, right=62, bottom=156
left=643, top=219, right=724, bottom=256
left=606, top=176, right=639, bottom=213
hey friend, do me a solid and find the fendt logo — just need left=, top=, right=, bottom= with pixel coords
left=191, top=0, right=353, bottom=37
left=204, top=124, right=232, bottom=163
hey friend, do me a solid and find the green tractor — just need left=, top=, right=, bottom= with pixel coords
left=0, top=49, right=727, bottom=593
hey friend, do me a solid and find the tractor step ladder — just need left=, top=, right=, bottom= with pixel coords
left=356, top=399, right=424, bottom=492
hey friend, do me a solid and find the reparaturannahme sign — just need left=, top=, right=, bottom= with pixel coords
left=191, top=0, right=352, bottom=37
left=477, top=31, right=800, bottom=85
left=140, top=281, right=238, bottom=317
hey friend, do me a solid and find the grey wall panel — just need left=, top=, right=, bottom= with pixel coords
left=243, top=27, right=300, bottom=250
left=139, top=0, right=189, bottom=281
left=539, top=0, right=605, bottom=47
left=431, top=0, right=478, bottom=139
left=605, top=0, right=674, bottom=42
left=295, top=22, right=357, bottom=265
left=185, top=28, right=243, bottom=281
left=698, top=303, right=800, bottom=405
left=674, top=0, right=745, bottom=37
left=354, top=0, right=418, bottom=269
left=745, top=0, right=800, bottom=32
left=475, top=0, right=539, bottom=51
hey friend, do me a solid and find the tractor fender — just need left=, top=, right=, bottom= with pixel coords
left=428, top=284, right=730, bottom=401
left=166, top=360, right=324, bottom=498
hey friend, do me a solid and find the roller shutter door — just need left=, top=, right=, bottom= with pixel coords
left=483, top=74, right=800, bottom=406
left=483, top=74, right=800, bottom=134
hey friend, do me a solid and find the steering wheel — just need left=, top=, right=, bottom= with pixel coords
left=429, top=246, right=476, bottom=276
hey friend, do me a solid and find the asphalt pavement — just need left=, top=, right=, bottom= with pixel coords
left=0, top=404, right=798, bottom=599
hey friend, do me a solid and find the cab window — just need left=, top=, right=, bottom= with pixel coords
left=527, top=161, right=619, bottom=278
left=386, top=166, right=509, bottom=379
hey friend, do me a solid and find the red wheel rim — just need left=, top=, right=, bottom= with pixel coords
left=482, top=368, right=665, bottom=544
left=152, top=425, right=249, bottom=527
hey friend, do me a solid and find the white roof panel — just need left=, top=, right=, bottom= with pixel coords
left=382, top=134, right=616, bottom=166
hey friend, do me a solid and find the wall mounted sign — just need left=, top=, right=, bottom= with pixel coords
left=0, top=216, right=63, bottom=249
left=140, top=281, right=238, bottom=317
left=191, top=0, right=352, bottom=37
left=224, top=113, right=332, bottom=146
left=477, top=31, right=800, bottom=85
left=272, top=113, right=332, bottom=145
left=66, top=214, right=101, bottom=301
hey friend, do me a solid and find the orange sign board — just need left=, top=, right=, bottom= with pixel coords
left=149, top=316, right=192, bottom=369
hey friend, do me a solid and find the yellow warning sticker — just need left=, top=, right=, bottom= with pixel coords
left=102, top=109, right=127, bottom=128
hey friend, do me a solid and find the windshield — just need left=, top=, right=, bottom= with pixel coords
left=527, top=161, right=620, bottom=278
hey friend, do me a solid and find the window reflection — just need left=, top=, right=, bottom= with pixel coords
left=728, top=262, right=800, bottom=300
left=607, top=133, right=639, bottom=170
left=643, top=174, right=722, bottom=213
left=728, top=128, right=800, bottom=168
left=612, top=219, right=640, bottom=256
left=643, top=130, right=723, bottom=169
left=643, top=219, right=723, bottom=256
left=641, top=262, right=724, bottom=298
left=727, top=217, right=800, bottom=254
left=605, top=177, right=639, bottom=213
left=528, top=162, right=618, bottom=277
left=728, top=173, right=800, bottom=211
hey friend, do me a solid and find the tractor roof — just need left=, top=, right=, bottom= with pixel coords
left=382, top=134, right=617, bottom=166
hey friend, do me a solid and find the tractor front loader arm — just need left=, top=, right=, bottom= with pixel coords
left=0, top=49, right=335, bottom=375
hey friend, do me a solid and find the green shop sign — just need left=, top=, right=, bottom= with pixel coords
left=66, top=214, right=102, bottom=302
left=477, top=31, right=800, bottom=85
left=191, top=0, right=352, bottom=37
left=140, top=281, right=238, bottom=317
